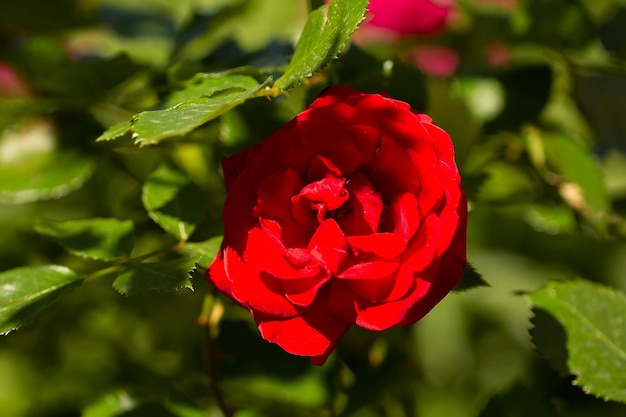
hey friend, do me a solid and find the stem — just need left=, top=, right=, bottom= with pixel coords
left=199, top=293, right=234, bottom=416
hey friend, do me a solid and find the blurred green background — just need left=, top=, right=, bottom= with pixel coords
left=1, top=0, right=626, bottom=416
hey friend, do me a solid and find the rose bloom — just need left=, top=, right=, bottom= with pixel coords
left=207, top=86, right=467, bottom=365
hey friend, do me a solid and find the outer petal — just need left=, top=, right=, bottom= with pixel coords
left=399, top=191, right=467, bottom=327
left=206, top=250, right=233, bottom=297
left=255, top=288, right=351, bottom=362
left=224, top=246, right=299, bottom=318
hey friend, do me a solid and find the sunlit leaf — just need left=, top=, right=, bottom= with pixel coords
left=0, top=265, right=82, bottom=335
left=131, top=77, right=272, bottom=146
left=0, top=150, right=94, bottom=204
left=163, top=73, right=260, bottom=107
left=274, top=0, right=368, bottom=90
left=185, top=236, right=223, bottom=267
left=142, top=162, right=207, bottom=241
left=113, top=258, right=195, bottom=295
left=82, top=391, right=136, bottom=417
left=96, top=120, right=131, bottom=143
left=35, top=218, right=134, bottom=261
left=529, top=280, right=626, bottom=403
left=543, top=134, right=610, bottom=232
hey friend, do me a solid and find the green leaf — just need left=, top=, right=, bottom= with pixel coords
left=0, top=265, right=82, bottom=335
left=543, top=134, right=610, bottom=232
left=142, top=162, right=207, bottom=241
left=113, top=258, right=195, bottom=295
left=185, top=236, right=223, bottom=267
left=453, top=263, right=489, bottom=292
left=274, top=0, right=368, bottom=90
left=130, top=77, right=272, bottom=146
left=96, top=120, right=131, bottom=143
left=0, top=150, right=94, bottom=204
left=35, top=218, right=134, bottom=261
left=529, top=280, right=626, bottom=403
left=82, top=391, right=136, bottom=417
left=163, top=73, right=261, bottom=108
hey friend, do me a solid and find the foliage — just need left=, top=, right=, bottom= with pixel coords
left=1, top=0, right=626, bottom=416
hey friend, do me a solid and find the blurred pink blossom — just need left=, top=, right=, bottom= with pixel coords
left=483, top=42, right=512, bottom=68
left=412, top=45, right=459, bottom=77
left=327, top=0, right=453, bottom=40
left=0, top=63, right=31, bottom=98
left=367, top=0, right=451, bottom=35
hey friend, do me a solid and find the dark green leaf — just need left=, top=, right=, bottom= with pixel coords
left=113, top=258, right=195, bottom=296
left=529, top=280, right=626, bottom=403
left=479, top=384, right=558, bottom=417
left=598, top=7, right=626, bottom=59
left=0, top=265, right=82, bottom=335
left=131, top=77, right=272, bottom=146
left=274, top=0, right=368, bottom=90
left=35, top=218, right=134, bottom=261
left=142, top=162, right=208, bottom=241
left=0, top=150, right=94, bottom=204
left=453, top=263, right=489, bottom=292
left=485, top=66, right=553, bottom=133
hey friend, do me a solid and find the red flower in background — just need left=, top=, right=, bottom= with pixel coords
left=206, top=86, right=467, bottom=365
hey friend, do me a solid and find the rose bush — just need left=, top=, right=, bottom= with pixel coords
left=206, top=86, right=467, bottom=365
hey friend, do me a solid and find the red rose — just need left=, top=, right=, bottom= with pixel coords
left=207, top=86, right=467, bottom=365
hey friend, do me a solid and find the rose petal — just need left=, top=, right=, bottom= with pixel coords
left=245, top=223, right=321, bottom=280
left=247, top=122, right=311, bottom=191
left=401, top=213, right=440, bottom=273
left=350, top=124, right=382, bottom=166
left=337, top=253, right=400, bottom=280
left=254, top=168, right=304, bottom=222
left=298, top=119, right=362, bottom=176
left=307, top=155, right=343, bottom=181
left=432, top=162, right=463, bottom=255
left=222, top=174, right=258, bottom=252
left=354, top=272, right=432, bottom=330
left=255, top=291, right=351, bottom=361
left=347, top=233, right=405, bottom=259
left=328, top=266, right=421, bottom=329
left=339, top=174, right=383, bottom=236
left=398, top=220, right=465, bottom=327
left=224, top=247, right=299, bottom=317
left=344, top=269, right=401, bottom=303
left=308, top=219, right=348, bottom=274
left=206, top=250, right=233, bottom=296
left=282, top=274, right=331, bottom=307
left=299, top=177, right=349, bottom=211
left=369, top=135, right=420, bottom=201
left=348, top=192, right=421, bottom=258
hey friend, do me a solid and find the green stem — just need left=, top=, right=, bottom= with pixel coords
left=199, top=293, right=234, bottom=416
